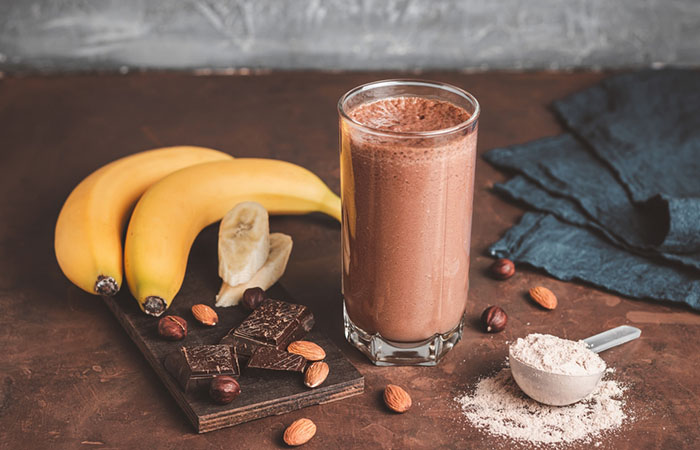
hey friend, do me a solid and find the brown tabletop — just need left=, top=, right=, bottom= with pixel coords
left=1, top=71, right=698, bottom=449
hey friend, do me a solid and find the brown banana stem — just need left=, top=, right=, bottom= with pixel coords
left=143, top=296, right=167, bottom=317
left=95, top=275, right=119, bottom=296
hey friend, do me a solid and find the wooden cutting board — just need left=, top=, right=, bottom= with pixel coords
left=102, top=231, right=363, bottom=433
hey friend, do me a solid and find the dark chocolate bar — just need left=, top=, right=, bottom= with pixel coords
left=247, top=347, right=307, bottom=372
left=220, top=299, right=314, bottom=357
left=164, top=344, right=240, bottom=392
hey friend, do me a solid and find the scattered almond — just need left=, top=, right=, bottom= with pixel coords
left=529, top=286, right=558, bottom=310
left=191, top=304, right=218, bottom=326
left=283, top=418, right=316, bottom=446
left=287, top=341, right=326, bottom=361
left=383, top=384, right=412, bottom=413
left=304, top=362, right=329, bottom=388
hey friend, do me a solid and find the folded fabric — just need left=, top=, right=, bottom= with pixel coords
left=555, top=69, right=700, bottom=253
left=485, top=69, right=700, bottom=310
left=490, top=213, right=700, bottom=309
left=554, top=69, right=700, bottom=204
left=492, top=175, right=700, bottom=272
left=484, top=135, right=700, bottom=270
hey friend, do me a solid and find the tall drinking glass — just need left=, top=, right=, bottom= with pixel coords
left=338, top=80, right=480, bottom=365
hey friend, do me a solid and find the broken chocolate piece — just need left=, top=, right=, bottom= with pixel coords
left=247, top=347, right=307, bottom=372
left=220, top=299, right=314, bottom=357
left=164, top=344, right=240, bottom=392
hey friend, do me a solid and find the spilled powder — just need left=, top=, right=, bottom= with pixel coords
left=510, top=333, right=606, bottom=376
left=455, top=368, right=628, bottom=446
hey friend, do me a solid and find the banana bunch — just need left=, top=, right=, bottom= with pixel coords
left=215, top=202, right=293, bottom=307
left=124, top=158, right=341, bottom=316
left=55, top=150, right=341, bottom=315
left=54, top=146, right=234, bottom=296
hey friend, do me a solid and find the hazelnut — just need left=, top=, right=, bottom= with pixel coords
left=157, top=315, right=187, bottom=340
left=242, top=287, right=266, bottom=310
left=490, top=258, right=515, bottom=280
left=481, top=306, right=507, bottom=333
left=209, top=376, right=241, bottom=405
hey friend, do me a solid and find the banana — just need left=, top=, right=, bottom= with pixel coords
left=54, top=146, right=233, bottom=296
left=216, top=233, right=293, bottom=307
left=219, top=202, right=270, bottom=286
left=124, top=158, right=341, bottom=316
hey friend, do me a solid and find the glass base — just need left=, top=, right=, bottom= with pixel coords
left=343, top=302, right=463, bottom=366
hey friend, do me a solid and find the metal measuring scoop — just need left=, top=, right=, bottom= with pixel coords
left=509, top=325, right=641, bottom=406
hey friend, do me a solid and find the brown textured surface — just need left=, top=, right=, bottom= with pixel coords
left=1, top=71, right=699, bottom=449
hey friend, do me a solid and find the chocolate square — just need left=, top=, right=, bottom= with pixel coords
left=220, top=299, right=314, bottom=357
left=164, top=344, right=240, bottom=392
left=247, top=347, right=307, bottom=372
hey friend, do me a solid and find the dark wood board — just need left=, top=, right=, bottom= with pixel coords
left=103, top=274, right=364, bottom=433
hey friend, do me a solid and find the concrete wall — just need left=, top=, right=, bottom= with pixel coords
left=1, top=0, right=699, bottom=73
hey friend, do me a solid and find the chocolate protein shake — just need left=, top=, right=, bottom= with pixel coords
left=340, top=90, right=478, bottom=348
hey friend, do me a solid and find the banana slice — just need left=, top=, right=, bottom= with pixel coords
left=216, top=233, right=293, bottom=307
left=219, top=201, right=270, bottom=286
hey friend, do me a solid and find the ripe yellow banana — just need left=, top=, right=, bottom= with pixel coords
left=54, top=146, right=234, bottom=296
left=124, top=158, right=341, bottom=316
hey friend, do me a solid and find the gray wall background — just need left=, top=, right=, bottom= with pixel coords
left=1, top=0, right=699, bottom=73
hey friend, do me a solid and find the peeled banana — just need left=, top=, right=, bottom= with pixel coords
left=124, top=158, right=341, bottom=316
left=219, top=202, right=270, bottom=287
left=216, top=233, right=293, bottom=307
left=54, top=146, right=233, bottom=296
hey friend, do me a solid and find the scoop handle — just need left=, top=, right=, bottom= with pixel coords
left=583, top=325, right=641, bottom=353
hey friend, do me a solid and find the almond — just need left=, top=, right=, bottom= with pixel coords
left=287, top=341, right=326, bottom=361
left=383, top=384, right=412, bottom=413
left=283, top=418, right=316, bottom=446
left=529, top=286, right=557, bottom=310
left=191, top=304, right=218, bottom=326
left=304, top=362, right=329, bottom=388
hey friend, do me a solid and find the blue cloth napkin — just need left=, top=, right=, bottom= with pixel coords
left=485, top=70, right=700, bottom=310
